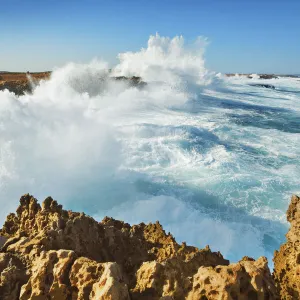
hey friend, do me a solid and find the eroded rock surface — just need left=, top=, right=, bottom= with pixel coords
left=274, top=195, right=300, bottom=299
left=0, top=194, right=279, bottom=299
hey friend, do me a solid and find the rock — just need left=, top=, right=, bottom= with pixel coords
left=19, top=250, right=129, bottom=300
left=249, top=83, right=276, bottom=89
left=225, top=73, right=279, bottom=79
left=131, top=256, right=277, bottom=299
left=0, top=253, right=28, bottom=300
left=273, top=195, right=300, bottom=299
left=188, top=256, right=277, bottom=300
left=88, top=261, right=130, bottom=300
left=0, top=72, right=145, bottom=96
left=20, top=249, right=76, bottom=299
left=258, top=74, right=278, bottom=80
left=0, top=236, right=7, bottom=248
left=113, top=76, right=146, bottom=88
left=0, top=194, right=279, bottom=299
left=0, top=72, right=50, bottom=95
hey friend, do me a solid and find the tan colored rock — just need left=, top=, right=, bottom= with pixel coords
left=274, top=195, right=300, bottom=299
left=132, top=256, right=277, bottom=299
left=90, top=262, right=130, bottom=300
left=0, top=72, right=50, bottom=95
left=19, top=250, right=129, bottom=300
left=70, top=257, right=130, bottom=299
left=188, top=256, right=277, bottom=300
left=20, top=249, right=76, bottom=299
left=1, top=195, right=227, bottom=269
left=132, top=260, right=192, bottom=299
left=0, top=194, right=280, bottom=299
left=0, top=253, right=28, bottom=300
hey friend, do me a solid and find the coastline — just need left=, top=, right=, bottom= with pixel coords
left=0, top=194, right=299, bottom=299
left=1, top=71, right=299, bottom=96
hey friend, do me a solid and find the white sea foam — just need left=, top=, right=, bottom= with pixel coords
left=0, top=34, right=299, bottom=264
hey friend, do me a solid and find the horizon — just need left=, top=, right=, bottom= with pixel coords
left=1, top=0, right=300, bottom=74
left=1, top=70, right=300, bottom=76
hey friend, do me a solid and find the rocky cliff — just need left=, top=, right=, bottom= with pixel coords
left=1, top=194, right=299, bottom=299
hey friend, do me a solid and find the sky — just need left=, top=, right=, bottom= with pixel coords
left=0, top=0, right=300, bottom=74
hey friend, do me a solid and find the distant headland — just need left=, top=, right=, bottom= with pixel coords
left=0, top=71, right=299, bottom=96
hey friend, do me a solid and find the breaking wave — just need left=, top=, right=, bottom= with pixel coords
left=0, top=34, right=300, bottom=265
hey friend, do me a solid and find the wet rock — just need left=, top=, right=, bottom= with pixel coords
left=249, top=83, right=276, bottom=89
left=0, top=72, right=50, bottom=95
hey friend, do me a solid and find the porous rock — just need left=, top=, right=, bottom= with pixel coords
left=0, top=194, right=279, bottom=299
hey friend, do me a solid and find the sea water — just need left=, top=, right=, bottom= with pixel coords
left=0, top=34, right=299, bottom=265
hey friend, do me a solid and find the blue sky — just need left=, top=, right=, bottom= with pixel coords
left=1, top=0, right=299, bottom=74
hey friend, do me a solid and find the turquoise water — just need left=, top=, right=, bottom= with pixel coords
left=0, top=36, right=299, bottom=265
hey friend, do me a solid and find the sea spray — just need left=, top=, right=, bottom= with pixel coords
left=0, top=34, right=299, bottom=265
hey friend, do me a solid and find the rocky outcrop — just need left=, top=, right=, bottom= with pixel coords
left=0, top=253, right=28, bottom=300
left=249, top=84, right=276, bottom=89
left=0, top=80, right=31, bottom=95
left=0, top=72, right=50, bottom=95
left=274, top=195, right=300, bottom=299
left=0, top=72, right=146, bottom=95
left=0, top=194, right=279, bottom=299
left=225, top=73, right=279, bottom=79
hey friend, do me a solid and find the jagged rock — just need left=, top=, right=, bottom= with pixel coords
left=188, top=256, right=277, bottom=300
left=0, top=194, right=279, bottom=299
left=20, top=249, right=76, bottom=299
left=131, top=256, right=277, bottom=299
left=274, top=195, right=300, bottom=299
left=0, top=253, right=28, bottom=300
left=19, top=250, right=129, bottom=300
left=70, top=258, right=129, bottom=300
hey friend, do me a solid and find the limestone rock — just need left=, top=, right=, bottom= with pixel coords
left=0, top=253, right=28, bottom=300
left=0, top=194, right=279, bottom=299
left=132, top=256, right=277, bottom=299
left=274, top=195, right=300, bottom=299
left=19, top=250, right=129, bottom=300
left=188, top=256, right=277, bottom=300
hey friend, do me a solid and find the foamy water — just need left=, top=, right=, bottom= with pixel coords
left=0, top=34, right=299, bottom=265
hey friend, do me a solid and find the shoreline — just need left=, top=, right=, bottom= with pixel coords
left=0, top=194, right=299, bottom=299
left=1, top=71, right=299, bottom=96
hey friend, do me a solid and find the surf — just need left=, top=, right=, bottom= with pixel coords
left=0, top=34, right=299, bottom=266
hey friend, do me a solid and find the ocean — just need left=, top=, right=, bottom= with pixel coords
left=0, top=34, right=299, bottom=266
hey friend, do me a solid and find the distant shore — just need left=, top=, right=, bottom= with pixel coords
left=0, top=72, right=50, bottom=96
left=0, top=71, right=144, bottom=95
left=225, top=73, right=299, bottom=79
left=0, top=71, right=299, bottom=96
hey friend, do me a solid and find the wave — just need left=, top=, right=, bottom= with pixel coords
left=0, top=34, right=300, bottom=265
